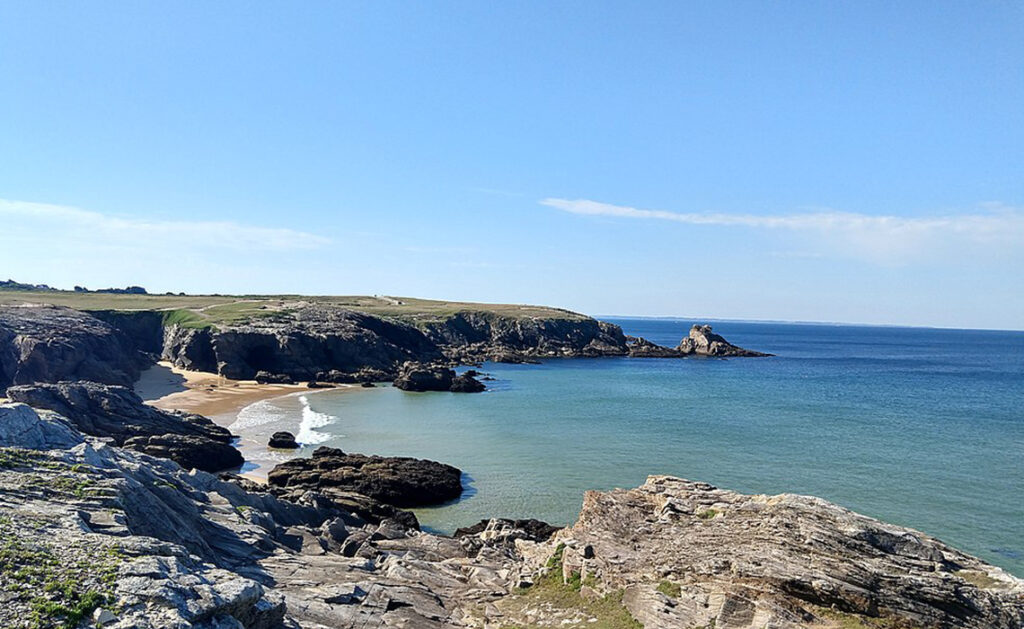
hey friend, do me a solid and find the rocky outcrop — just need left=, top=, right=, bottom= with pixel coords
left=677, top=324, right=771, bottom=357
left=123, top=433, right=244, bottom=472
left=0, top=305, right=150, bottom=390
left=427, top=312, right=629, bottom=362
left=0, top=404, right=534, bottom=628
left=393, top=362, right=486, bottom=393
left=268, top=431, right=299, bottom=449
left=5, top=381, right=241, bottom=472
left=626, top=336, right=684, bottom=357
left=393, top=362, right=455, bottom=391
left=268, top=445, right=463, bottom=508
left=533, top=475, right=1023, bottom=629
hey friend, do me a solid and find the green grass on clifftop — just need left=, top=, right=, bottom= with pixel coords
left=0, top=288, right=592, bottom=330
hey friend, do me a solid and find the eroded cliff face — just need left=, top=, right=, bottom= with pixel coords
left=422, top=311, right=629, bottom=362
left=161, top=306, right=445, bottom=380
left=0, top=306, right=149, bottom=390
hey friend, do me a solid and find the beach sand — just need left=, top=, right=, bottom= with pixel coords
left=136, top=362, right=358, bottom=480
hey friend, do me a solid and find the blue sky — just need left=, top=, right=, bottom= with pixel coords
left=1, top=2, right=1022, bottom=329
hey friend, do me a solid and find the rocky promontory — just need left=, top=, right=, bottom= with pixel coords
left=5, top=381, right=242, bottom=472
left=530, top=475, right=1023, bottom=629
left=677, top=323, right=772, bottom=357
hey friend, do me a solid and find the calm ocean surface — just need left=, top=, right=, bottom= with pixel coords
left=237, top=319, right=1024, bottom=576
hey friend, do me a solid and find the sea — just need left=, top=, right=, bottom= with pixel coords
left=230, top=319, right=1024, bottom=576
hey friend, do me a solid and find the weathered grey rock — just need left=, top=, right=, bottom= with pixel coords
left=535, top=475, right=1023, bottom=629
left=268, top=445, right=463, bottom=508
left=677, top=324, right=772, bottom=357
left=0, top=305, right=149, bottom=390
left=5, top=381, right=242, bottom=471
left=0, top=406, right=530, bottom=628
left=254, top=370, right=294, bottom=385
left=0, top=402, right=83, bottom=449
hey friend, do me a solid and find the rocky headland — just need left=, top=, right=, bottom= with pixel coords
left=1, top=290, right=771, bottom=393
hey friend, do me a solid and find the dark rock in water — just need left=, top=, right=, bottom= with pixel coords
left=267, top=445, right=463, bottom=508
left=316, top=369, right=356, bottom=384
left=450, top=372, right=486, bottom=393
left=393, top=362, right=454, bottom=392
left=5, top=381, right=242, bottom=471
left=306, top=380, right=333, bottom=389
left=124, top=434, right=243, bottom=472
left=677, top=324, right=772, bottom=357
left=360, top=381, right=375, bottom=388
left=454, top=518, right=559, bottom=542
left=626, top=336, right=684, bottom=357
left=268, top=431, right=299, bottom=449
left=0, top=305, right=150, bottom=390
left=254, top=370, right=294, bottom=385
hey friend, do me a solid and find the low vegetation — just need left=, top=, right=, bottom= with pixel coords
left=0, top=287, right=590, bottom=329
left=497, top=544, right=643, bottom=629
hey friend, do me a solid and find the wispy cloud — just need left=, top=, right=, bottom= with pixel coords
left=0, top=198, right=330, bottom=251
left=541, top=198, right=1024, bottom=263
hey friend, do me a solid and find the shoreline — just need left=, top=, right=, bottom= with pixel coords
left=136, top=361, right=360, bottom=481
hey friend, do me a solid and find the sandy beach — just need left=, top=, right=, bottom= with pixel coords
left=135, top=361, right=360, bottom=480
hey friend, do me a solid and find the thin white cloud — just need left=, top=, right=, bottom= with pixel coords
left=0, top=198, right=330, bottom=251
left=541, top=198, right=1024, bottom=263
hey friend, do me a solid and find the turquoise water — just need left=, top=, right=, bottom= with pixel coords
left=251, top=320, right=1024, bottom=576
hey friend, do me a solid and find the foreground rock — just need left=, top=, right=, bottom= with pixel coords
left=0, top=305, right=150, bottom=390
left=268, top=446, right=463, bottom=508
left=0, top=403, right=533, bottom=628
left=677, top=323, right=771, bottom=357
left=532, top=475, right=1023, bottom=629
left=5, top=381, right=242, bottom=472
left=393, top=361, right=486, bottom=393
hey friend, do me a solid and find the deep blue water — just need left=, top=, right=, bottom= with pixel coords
left=245, top=319, right=1024, bottom=575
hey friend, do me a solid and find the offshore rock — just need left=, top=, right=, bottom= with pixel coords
left=393, top=362, right=485, bottom=393
left=393, top=361, right=454, bottom=392
left=268, top=431, right=299, bottom=449
left=540, top=475, right=1024, bottom=629
left=6, top=381, right=242, bottom=471
left=677, top=324, right=772, bottom=357
left=0, top=305, right=150, bottom=390
left=625, top=336, right=684, bottom=357
left=267, top=446, right=463, bottom=508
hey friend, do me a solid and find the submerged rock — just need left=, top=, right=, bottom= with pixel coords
left=267, top=445, right=463, bottom=508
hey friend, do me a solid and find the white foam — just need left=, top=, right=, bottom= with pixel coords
left=295, top=395, right=337, bottom=445
left=230, top=399, right=285, bottom=431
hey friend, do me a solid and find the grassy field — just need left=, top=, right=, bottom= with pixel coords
left=0, top=289, right=591, bottom=328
